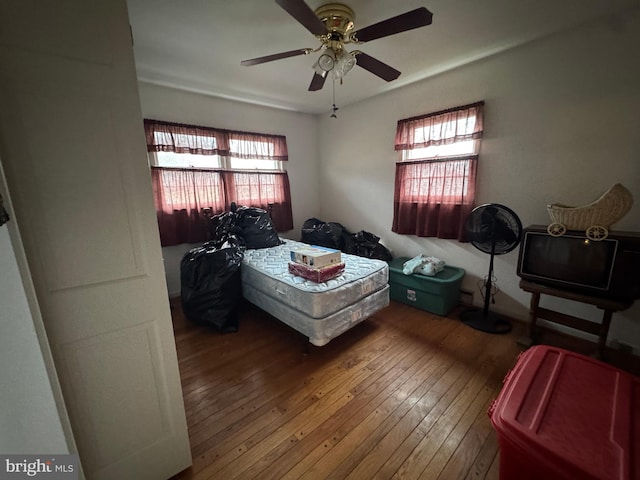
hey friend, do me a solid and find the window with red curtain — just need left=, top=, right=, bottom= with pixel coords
left=144, top=119, right=293, bottom=246
left=392, top=102, right=484, bottom=240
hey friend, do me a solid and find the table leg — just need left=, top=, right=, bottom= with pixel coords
left=596, top=309, right=613, bottom=360
left=528, top=291, right=541, bottom=341
left=518, top=291, right=541, bottom=349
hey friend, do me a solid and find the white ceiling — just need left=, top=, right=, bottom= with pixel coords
left=127, top=0, right=637, bottom=115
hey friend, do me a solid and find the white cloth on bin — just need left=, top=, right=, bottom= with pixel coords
left=402, top=254, right=445, bottom=276
left=416, top=258, right=445, bottom=276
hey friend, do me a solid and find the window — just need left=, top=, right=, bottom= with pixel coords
left=392, top=102, right=484, bottom=240
left=144, top=119, right=293, bottom=246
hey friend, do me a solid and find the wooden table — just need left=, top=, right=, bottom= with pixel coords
left=518, top=279, right=633, bottom=359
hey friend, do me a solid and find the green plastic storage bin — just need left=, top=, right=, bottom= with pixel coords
left=387, top=257, right=465, bottom=315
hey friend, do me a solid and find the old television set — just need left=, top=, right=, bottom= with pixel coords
left=517, top=225, right=640, bottom=301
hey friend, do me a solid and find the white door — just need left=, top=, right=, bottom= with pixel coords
left=0, top=1, right=191, bottom=479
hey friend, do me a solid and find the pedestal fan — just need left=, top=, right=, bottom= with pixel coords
left=460, top=204, right=522, bottom=334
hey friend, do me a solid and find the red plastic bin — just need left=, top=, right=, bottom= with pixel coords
left=488, top=345, right=639, bottom=480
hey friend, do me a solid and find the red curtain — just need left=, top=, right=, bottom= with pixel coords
left=145, top=119, right=293, bottom=247
left=224, top=171, right=293, bottom=232
left=392, top=102, right=484, bottom=240
left=151, top=168, right=224, bottom=246
left=151, top=168, right=293, bottom=246
left=392, top=156, right=477, bottom=239
left=394, top=102, right=484, bottom=150
left=144, top=119, right=288, bottom=160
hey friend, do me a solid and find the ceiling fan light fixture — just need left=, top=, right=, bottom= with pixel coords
left=314, top=49, right=336, bottom=72
left=333, top=49, right=355, bottom=79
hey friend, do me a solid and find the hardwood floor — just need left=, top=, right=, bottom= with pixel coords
left=170, top=298, right=528, bottom=480
left=170, top=295, right=640, bottom=479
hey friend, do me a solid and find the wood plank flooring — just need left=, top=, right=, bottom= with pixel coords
left=169, top=293, right=639, bottom=480
left=170, top=298, right=528, bottom=480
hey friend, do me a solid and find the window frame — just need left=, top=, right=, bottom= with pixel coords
left=148, top=150, right=285, bottom=173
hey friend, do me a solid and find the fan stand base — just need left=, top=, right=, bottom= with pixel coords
left=459, top=308, right=512, bottom=334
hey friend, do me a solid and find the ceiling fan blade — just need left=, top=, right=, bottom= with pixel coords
left=308, top=72, right=327, bottom=91
left=354, top=52, right=401, bottom=82
left=275, top=0, right=328, bottom=36
left=241, top=48, right=311, bottom=66
left=351, top=7, right=433, bottom=43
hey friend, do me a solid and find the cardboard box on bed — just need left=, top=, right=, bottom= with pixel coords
left=288, top=261, right=345, bottom=283
left=387, top=257, right=465, bottom=315
left=290, top=245, right=341, bottom=268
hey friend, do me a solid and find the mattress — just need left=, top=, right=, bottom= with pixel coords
left=241, top=239, right=389, bottom=319
left=241, top=239, right=390, bottom=345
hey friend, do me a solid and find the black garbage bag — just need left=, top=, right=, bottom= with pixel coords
left=232, top=205, right=281, bottom=249
left=180, top=236, right=244, bottom=332
left=300, top=218, right=392, bottom=261
left=208, top=203, right=281, bottom=249
left=208, top=209, right=237, bottom=244
left=349, top=230, right=393, bottom=261
left=301, top=218, right=350, bottom=250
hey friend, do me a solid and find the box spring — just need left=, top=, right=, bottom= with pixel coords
left=242, top=283, right=389, bottom=346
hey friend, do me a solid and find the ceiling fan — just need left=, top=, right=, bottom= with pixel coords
left=241, top=0, right=433, bottom=92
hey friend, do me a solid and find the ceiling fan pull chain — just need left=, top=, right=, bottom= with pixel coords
left=330, top=78, right=339, bottom=118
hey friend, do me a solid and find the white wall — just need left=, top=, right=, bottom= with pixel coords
left=0, top=167, right=71, bottom=454
left=137, top=83, right=320, bottom=296
left=317, top=10, right=640, bottom=350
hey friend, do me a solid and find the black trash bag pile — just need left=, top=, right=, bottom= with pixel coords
left=301, top=218, right=392, bottom=261
left=182, top=203, right=282, bottom=332
left=180, top=236, right=244, bottom=332
left=300, top=217, right=347, bottom=250
left=209, top=203, right=281, bottom=249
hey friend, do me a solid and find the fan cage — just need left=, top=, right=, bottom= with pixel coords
left=466, top=203, right=523, bottom=255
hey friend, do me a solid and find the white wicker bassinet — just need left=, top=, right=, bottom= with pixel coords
left=546, top=183, right=633, bottom=240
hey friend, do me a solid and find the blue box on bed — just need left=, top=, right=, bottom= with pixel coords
left=387, top=257, right=465, bottom=316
